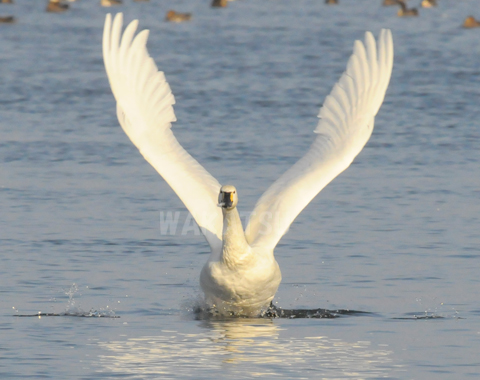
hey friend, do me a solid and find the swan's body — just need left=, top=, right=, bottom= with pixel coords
left=103, top=13, right=393, bottom=316
left=199, top=185, right=282, bottom=316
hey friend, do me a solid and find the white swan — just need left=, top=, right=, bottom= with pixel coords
left=102, top=13, right=393, bottom=316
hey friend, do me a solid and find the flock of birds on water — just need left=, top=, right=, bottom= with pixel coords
left=0, top=0, right=479, bottom=27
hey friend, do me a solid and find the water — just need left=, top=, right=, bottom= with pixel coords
left=1, top=0, right=480, bottom=378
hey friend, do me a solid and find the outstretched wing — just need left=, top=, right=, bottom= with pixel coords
left=245, top=30, right=393, bottom=251
left=103, top=13, right=223, bottom=253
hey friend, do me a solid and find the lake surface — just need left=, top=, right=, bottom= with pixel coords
left=1, top=0, right=480, bottom=378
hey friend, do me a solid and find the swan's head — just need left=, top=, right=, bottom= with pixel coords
left=218, top=185, right=238, bottom=210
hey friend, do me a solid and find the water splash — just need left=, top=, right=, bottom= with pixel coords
left=391, top=298, right=464, bottom=320
left=185, top=296, right=371, bottom=320
left=14, top=283, right=119, bottom=318
left=64, top=283, right=82, bottom=315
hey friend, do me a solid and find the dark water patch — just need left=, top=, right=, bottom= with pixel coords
left=14, top=311, right=119, bottom=318
left=449, top=253, right=480, bottom=259
left=384, top=276, right=442, bottom=281
left=194, top=303, right=373, bottom=320
left=0, top=97, right=29, bottom=105
left=264, top=306, right=374, bottom=319
left=194, top=304, right=465, bottom=321
left=393, top=315, right=445, bottom=320
left=392, top=311, right=458, bottom=320
left=87, top=286, right=110, bottom=291
left=32, top=238, right=174, bottom=249
left=42, top=239, right=69, bottom=246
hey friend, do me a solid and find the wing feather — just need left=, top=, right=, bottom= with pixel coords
left=245, top=30, right=393, bottom=251
left=103, top=13, right=223, bottom=254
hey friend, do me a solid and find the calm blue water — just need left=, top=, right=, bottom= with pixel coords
left=1, top=0, right=480, bottom=378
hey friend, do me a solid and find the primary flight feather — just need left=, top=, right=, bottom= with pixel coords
left=103, top=13, right=393, bottom=316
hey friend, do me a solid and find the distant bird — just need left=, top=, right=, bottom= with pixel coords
left=100, top=0, right=122, bottom=6
left=103, top=13, right=393, bottom=317
left=211, top=0, right=227, bottom=7
left=325, top=0, right=338, bottom=4
left=396, top=0, right=418, bottom=17
left=46, top=0, right=69, bottom=12
left=165, top=10, right=192, bottom=23
left=0, top=0, right=14, bottom=4
left=421, top=0, right=436, bottom=7
left=0, top=15, right=15, bottom=22
left=463, top=16, right=480, bottom=29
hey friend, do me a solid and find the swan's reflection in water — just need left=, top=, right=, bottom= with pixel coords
left=97, top=319, right=399, bottom=378
left=200, top=319, right=282, bottom=364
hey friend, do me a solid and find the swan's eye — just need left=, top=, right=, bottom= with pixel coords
left=230, top=193, right=233, bottom=201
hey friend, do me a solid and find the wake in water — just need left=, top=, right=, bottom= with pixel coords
left=262, top=305, right=373, bottom=319
left=188, top=297, right=372, bottom=320
left=191, top=303, right=464, bottom=320
left=15, top=311, right=119, bottom=318
left=186, top=295, right=460, bottom=320
left=14, top=283, right=119, bottom=318
left=392, top=312, right=447, bottom=320
left=15, top=287, right=459, bottom=320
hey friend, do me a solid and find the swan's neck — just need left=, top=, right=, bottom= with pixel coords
left=221, top=207, right=251, bottom=268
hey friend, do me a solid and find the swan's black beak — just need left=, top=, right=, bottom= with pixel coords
left=217, top=191, right=233, bottom=208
